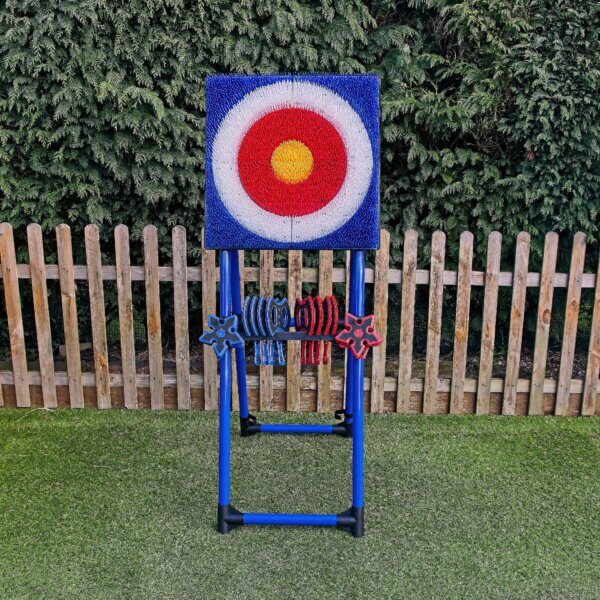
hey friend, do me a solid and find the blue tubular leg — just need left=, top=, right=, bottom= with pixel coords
left=217, top=251, right=234, bottom=533
left=244, top=513, right=337, bottom=526
left=220, top=511, right=357, bottom=529
left=349, top=250, right=366, bottom=537
left=344, top=352, right=354, bottom=422
left=259, top=423, right=335, bottom=435
left=229, top=250, right=250, bottom=422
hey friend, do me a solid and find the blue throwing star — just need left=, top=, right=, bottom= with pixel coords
left=199, top=314, right=244, bottom=359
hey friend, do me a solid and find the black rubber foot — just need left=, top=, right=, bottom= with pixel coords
left=240, top=415, right=260, bottom=437
left=338, top=506, right=364, bottom=537
left=217, top=504, right=244, bottom=534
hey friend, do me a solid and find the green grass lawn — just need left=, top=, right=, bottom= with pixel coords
left=1, top=410, right=599, bottom=599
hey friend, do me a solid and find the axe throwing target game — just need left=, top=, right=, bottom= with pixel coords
left=201, top=73, right=382, bottom=536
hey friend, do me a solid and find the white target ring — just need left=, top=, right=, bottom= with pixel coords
left=211, top=81, right=374, bottom=243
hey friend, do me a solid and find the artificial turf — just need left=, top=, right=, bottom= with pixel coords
left=0, top=409, right=598, bottom=599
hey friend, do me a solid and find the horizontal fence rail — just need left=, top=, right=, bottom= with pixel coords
left=0, top=223, right=598, bottom=416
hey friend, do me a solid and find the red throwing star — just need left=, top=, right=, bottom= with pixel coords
left=335, top=313, right=382, bottom=360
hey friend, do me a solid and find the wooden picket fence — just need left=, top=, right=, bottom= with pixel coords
left=0, top=223, right=598, bottom=416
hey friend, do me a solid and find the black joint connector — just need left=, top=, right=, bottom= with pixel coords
left=332, top=421, right=352, bottom=437
left=337, top=506, right=364, bottom=537
left=240, top=414, right=260, bottom=437
left=332, top=414, right=353, bottom=437
left=217, top=504, right=244, bottom=534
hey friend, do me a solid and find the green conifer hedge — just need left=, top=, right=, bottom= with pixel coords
left=0, top=0, right=598, bottom=350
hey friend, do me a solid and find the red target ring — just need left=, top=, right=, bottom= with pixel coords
left=237, top=108, right=347, bottom=217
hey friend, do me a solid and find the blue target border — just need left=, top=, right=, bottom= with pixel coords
left=204, top=74, right=380, bottom=250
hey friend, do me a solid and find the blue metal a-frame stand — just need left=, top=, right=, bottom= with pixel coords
left=216, top=249, right=366, bottom=537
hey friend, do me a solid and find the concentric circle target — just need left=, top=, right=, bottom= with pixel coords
left=237, top=107, right=347, bottom=216
left=211, top=81, right=374, bottom=243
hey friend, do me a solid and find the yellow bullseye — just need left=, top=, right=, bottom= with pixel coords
left=270, top=140, right=314, bottom=184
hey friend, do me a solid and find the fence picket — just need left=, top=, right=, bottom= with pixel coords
left=476, top=232, right=501, bottom=415
left=424, top=231, right=446, bottom=414
left=201, top=230, right=218, bottom=410
left=56, top=224, right=84, bottom=408
left=26, top=224, right=57, bottom=408
left=287, top=250, right=303, bottom=411
left=317, top=250, right=334, bottom=413
left=371, top=230, right=390, bottom=413
left=115, top=225, right=138, bottom=408
left=503, top=232, right=530, bottom=415
left=556, top=232, right=586, bottom=416
left=397, top=229, right=418, bottom=413
left=529, top=232, right=559, bottom=415
left=143, top=226, right=164, bottom=410
left=85, top=225, right=111, bottom=409
left=582, top=251, right=600, bottom=416
left=172, top=226, right=190, bottom=410
left=0, top=223, right=30, bottom=407
left=260, top=250, right=275, bottom=411
left=450, top=231, right=474, bottom=414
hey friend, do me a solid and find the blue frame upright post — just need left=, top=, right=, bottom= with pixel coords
left=217, top=250, right=235, bottom=533
left=348, top=250, right=366, bottom=536
left=344, top=347, right=354, bottom=424
left=229, top=250, right=250, bottom=424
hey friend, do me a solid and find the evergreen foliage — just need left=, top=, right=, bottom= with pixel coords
left=1, top=0, right=597, bottom=257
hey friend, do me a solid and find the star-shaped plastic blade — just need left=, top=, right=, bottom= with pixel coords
left=199, top=314, right=244, bottom=359
left=334, top=313, right=383, bottom=360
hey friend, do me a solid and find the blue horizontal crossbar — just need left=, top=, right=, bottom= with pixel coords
left=243, top=512, right=338, bottom=527
left=259, top=423, right=334, bottom=435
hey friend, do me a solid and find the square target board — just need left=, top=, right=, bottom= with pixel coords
left=205, top=74, right=380, bottom=250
